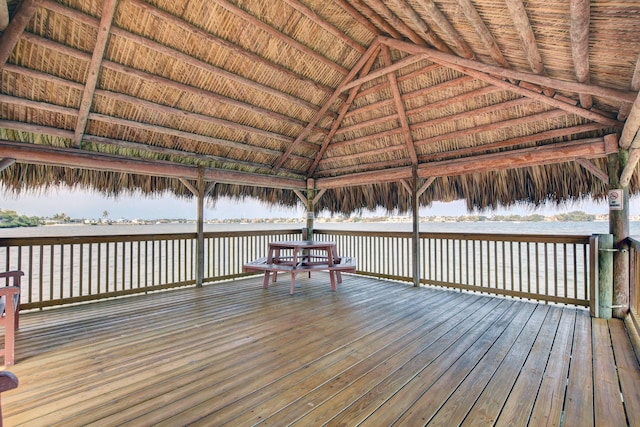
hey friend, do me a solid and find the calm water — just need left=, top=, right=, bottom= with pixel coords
left=1, top=220, right=639, bottom=238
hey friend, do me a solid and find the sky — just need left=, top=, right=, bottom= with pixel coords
left=2, top=186, right=637, bottom=221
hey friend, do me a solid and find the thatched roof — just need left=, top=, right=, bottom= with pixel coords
left=0, top=0, right=639, bottom=214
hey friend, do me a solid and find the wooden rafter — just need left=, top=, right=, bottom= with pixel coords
left=332, top=0, right=383, bottom=36
left=0, top=157, right=15, bottom=172
left=576, top=158, right=608, bottom=184
left=0, top=0, right=42, bottom=67
left=620, top=91, right=640, bottom=149
left=570, top=0, right=592, bottom=109
left=341, top=53, right=428, bottom=91
left=0, top=140, right=306, bottom=189
left=110, top=0, right=340, bottom=99
left=618, top=55, right=640, bottom=121
left=504, top=0, right=544, bottom=75
left=454, top=0, right=510, bottom=68
left=365, top=0, right=429, bottom=47
left=0, top=0, right=8, bottom=30
left=381, top=45, right=417, bottom=164
left=413, top=0, right=475, bottom=59
left=346, top=0, right=403, bottom=39
left=212, top=0, right=349, bottom=75
left=271, top=39, right=381, bottom=171
left=308, top=46, right=379, bottom=176
left=72, top=0, right=118, bottom=148
left=379, top=38, right=636, bottom=104
left=417, top=176, right=436, bottom=197
left=281, top=0, right=365, bottom=53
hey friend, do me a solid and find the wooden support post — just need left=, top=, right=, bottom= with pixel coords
left=306, top=179, right=315, bottom=240
left=412, top=166, right=420, bottom=287
left=608, top=148, right=630, bottom=318
left=598, top=234, right=614, bottom=319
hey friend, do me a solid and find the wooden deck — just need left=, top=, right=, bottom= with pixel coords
left=2, top=273, right=639, bottom=426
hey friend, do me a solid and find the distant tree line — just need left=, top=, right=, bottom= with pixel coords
left=0, top=210, right=40, bottom=228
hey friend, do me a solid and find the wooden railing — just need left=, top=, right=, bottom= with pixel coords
left=628, top=237, right=640, bottom=356
left=314, top=230, right=593, bottom=307
left=0, top=229, right=302, bottom=310
left=1, top=228, right=594, bottom=309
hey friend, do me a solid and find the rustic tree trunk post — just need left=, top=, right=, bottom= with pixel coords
left=598, top=234, right=614, bottom=319
left=412, top=166, right=420, bottom=287
left=607, top=145, right=630, bottom=319
left=306, top=178, right=315, bottom=240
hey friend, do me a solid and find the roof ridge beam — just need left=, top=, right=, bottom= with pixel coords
left=0, top=0, right=42, bottom=67
left=211, top=0, right=349, bottom=76
left=0, top=140, right=306, bottom=189
left=381, top=45, right=417, bottom=164
left=271, top=39, right=381, bottom=171
left=72, top=0, right=118, bottom=148
left=378, top=37, right=636, bottom=104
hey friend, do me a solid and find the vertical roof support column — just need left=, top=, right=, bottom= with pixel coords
left=306, top=179, right=315, bottom=240
left=180, top=175, right=215, bottom=288
left=412, top=166, right=420, bottom=287
left=607, top=134, right=630, bottom=318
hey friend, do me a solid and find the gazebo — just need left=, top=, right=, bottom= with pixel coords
left=0, top=0, right=640, bottom=424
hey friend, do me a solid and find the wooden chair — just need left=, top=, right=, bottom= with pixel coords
left=0, top=371, right=18, bottom=427
left=0, top=272, right=22, bottom=366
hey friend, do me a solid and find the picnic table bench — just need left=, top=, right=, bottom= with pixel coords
left=243, top=240, right=356, bottom=295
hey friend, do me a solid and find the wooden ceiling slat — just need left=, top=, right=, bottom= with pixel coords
left=72, top=0, right=118, bottom=148
left=0, top=0, right=42, bottom=67
left=211, top=0, right=349, bottom=75
left=570, top=0, right=592, bottom=109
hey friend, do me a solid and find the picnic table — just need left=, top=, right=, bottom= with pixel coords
left=243, top=240, right=356, bottom=295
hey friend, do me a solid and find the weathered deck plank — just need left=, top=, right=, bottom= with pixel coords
left=0, top=274, right=638, bottom=426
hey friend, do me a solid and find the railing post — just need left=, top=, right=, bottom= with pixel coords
left=411, top=166, right=420, bottom=287
left=597, top=234, right=614, bottom=319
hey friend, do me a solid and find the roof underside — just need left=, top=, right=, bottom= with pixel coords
left=0, top=0, right=639, bottom=214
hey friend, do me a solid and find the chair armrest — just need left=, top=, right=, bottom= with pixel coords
left=0, top=286, right=20, bottom=316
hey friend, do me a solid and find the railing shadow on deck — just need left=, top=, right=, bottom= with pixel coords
left=1, top=228, right=596, bottom=311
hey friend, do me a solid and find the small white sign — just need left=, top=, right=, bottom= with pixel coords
left=608, top=189, right=623, bottom=210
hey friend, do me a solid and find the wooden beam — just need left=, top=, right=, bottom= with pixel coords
left=352, top=63, right=442, bottom=101
left=308, top=46, right=378, bottom=176
left=570, top=0, right=592, bottom=109
left=0, top=119, right=75, bottom=139
left=0, top=157, right=15, bottom=172
left=281, top=0, right=365, bottom=53
left=22, top=28, right=330, bottom=137
left=293, top=189, right=307, bottom=204
left=178, top=178, right=198, bottom=196
left=417, top=138, right=610, bottom=178
left=576, top=158, right=609, bottom=184
left=414, top=0, right=475, bottom=59
left=381, top=45, right=417, bottom=164
left=327, top=128, right=405, bottom=150
left=0, top=140, right=306, bottom=189
left=378, top=37, right=637, bottom=104
left=399, top=179, right=412, bottom=194
left=620, top=147, right=640, bottom=188
left=346, top=0, right=403, bottom=39
left=340, top=53, right=428, bottom=92
left=212, top=0, right=348, bottom=75
left=504, top=0, right=544, bottom=75
left=618, top=55, right=640, bottom=121
left=0, top=0, right=42, bottom=67
left=406, top=84, right=499, bottom=117
left=312, top=188, right=327, bottom=205
left=620, top=91, right=640, bottom=149
left=316, top=165, right=412, bottom=189
left=454, top=0, right=510, bottom=68
left=417, top=176, right=436, bottom=197
left=418, top=123, right=609, bottom=162
left=322, top=144, right=405, bottom=164
left=271, top=39, right=381, bottom=171
left=72, top=0, right=118, bottom=148
left=335, top=113, right=400, bottom=136
left=434, top=61, right=622, bottom=128
left=110, top=26, right=335, bottom=120
left=331, top=0, right=383, bottom=36
left=316, top=158, right=409, bottom=176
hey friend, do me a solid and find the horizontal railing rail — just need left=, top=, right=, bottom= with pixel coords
left=0, top=229, right=302, bottom=310
left=1, top=228, right=593, bottom=309
left=314, top=230, right=593, bottom=306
